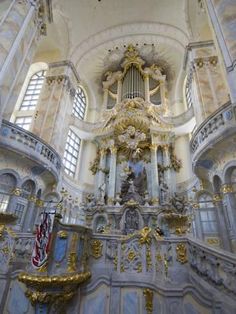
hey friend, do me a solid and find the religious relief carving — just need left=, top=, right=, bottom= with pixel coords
left=120, top=165, right=147, bottom=205
left=169, top=193, right=189, bottom=214
left=118, top=125, right=146, bottom=159
left=124, top=208, right=140, bottom=234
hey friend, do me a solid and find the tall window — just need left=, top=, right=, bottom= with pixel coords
left=72, top=87, right=87, bottom=120
left=63, top=129, right=81, bottom=177
left=14, top=69, right=46, bottom=130
left=0, top=194, right=9, bottom=212
left=20, top=70, right=46, bottom=111
left=0, top=173, right=17, bottom=213
left=199, top=193, right=219, bottom=235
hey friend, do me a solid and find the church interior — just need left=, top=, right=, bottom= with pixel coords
left=0, top=0, right=236, bottom=313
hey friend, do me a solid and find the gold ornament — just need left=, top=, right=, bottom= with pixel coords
left=18, top=271, right=91, bottom=288
left=143, top=289, right=154, bottom=314
left=176, top=243, right=188, bottom=264
left=221, top=184, right=233, bottom=194
left=139, top=227, right=152, bottom=245
left=127, top=250, right=136, bottom=262
left=90, top=239, right=103, bottom=259
left=11, top=188, right=21, bottom=196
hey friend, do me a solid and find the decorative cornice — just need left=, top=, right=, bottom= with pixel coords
left=48, top=60, right=80, bottom=83
left=183, top=40, right=214, bottom=70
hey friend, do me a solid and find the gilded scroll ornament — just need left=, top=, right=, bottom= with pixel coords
left=176, top=243, right=188, bottom=264
left=57, top=230, right=68, bottom=239
left=143, top=288, right=154, bottom=314
left=18, top=271, right=91, bottom=288
left=25, top=289, right=75, bottom=305
left=127, top=250, right=136, bottom=262
left=90, top=239, right=103, bottom=259
left=139, top=227, right=152, bottom=245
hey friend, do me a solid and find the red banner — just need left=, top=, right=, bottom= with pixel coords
left=31, top=211, right=55, bottom=268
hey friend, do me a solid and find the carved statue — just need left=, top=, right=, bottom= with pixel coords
left=120, top=166, right=147, bottom=205
left=159, top=176, right=169, bottom=204
left=98, top=182, right=106, bottom=203
left=170, top=193, right=189, bottom=214
left=86, top=193, right=96, bottom=208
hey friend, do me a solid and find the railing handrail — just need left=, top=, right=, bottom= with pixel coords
left=1, top=119, right=61, bottom=161
left=1, top=120, right=62, bottom=172
left=187, top=237, right=236, bottom=262
left=190, top=100, right=232, bottom=146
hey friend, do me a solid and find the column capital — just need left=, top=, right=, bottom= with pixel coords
left=100, top=148, right=107, bottom=157
left=110, top=146, right=118, bottom=154
left=221, top=184, right=233, bottom=194
left=162, top=144, right=170, bottom=152
left=11, top=188, right=22, bottom=196
left=213, top=193, right=223, bottom=203
left=36, top=199, right=44, bottom=207
left=27, top=195, right=37, bottom=202
left=150, top=143, right=157, bottom=152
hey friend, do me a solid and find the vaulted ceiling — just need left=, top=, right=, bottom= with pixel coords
left=34, top=0, right=213, bottom=109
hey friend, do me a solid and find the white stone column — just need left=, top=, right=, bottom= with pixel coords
left=205, top=0, right=236, bottom=103
left=0, top=0, right=48, bottom=123
left=213, top=194, right=231, bottom=251
left=97, top=148, right=106, bottom=200
left=108, top=146, right=117, bottom=205
left=32, top=62, right=79, bottom=155
left=160, top=80, right=167, bottom=112
left=221, top=184, right=236, bottom=252
left=23, top=194, right=37, bottom=232
left=150, top=144, right=159, bottom=205
left=175, top=135, right=192, bottom=184
left=163, top=145, right=171, bottom=193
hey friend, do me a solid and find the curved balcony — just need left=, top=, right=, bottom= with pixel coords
left=0, top=120, right=61, bottom=181
left=190, top=101, right=235, bottom=163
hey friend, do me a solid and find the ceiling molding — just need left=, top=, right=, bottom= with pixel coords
left=70, top=22, right=190, bottom=69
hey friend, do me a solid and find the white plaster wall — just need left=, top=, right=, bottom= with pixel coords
left=77, top=140, right=96, bottom=186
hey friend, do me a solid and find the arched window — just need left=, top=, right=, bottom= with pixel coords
left=63, top=128, right=81, bottom=177
left=12, top=66, right=46, bottom=131
left=198, top=193, right=219, bottom=235
left=72, top=87, right=87, bottom=120
left=0, top=173, right=16, bottom=212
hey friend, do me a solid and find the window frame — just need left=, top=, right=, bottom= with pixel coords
left=63, top=128, right=81, bottom=177
left=72, top=86, right=87, bottom=120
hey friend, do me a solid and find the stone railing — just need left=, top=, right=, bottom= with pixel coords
left=0, top=120, right=62, bottom=180
left=190, top=101, right=234, bottom=157
left=89, top=233, right=189, bottom=287
left=188, top=238, right=236, bottom=295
